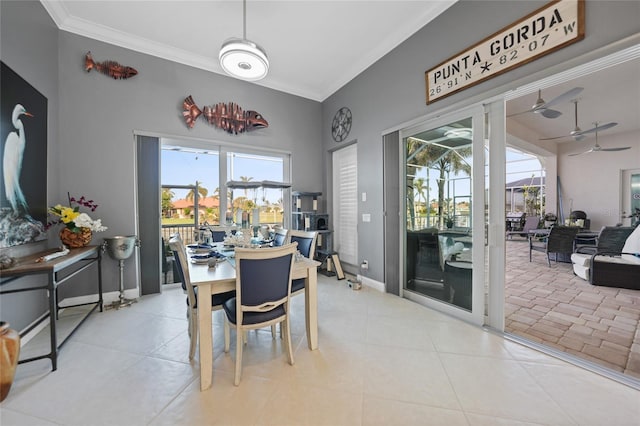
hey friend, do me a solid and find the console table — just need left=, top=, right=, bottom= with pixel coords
left=0, top=245, right=103, bottom=370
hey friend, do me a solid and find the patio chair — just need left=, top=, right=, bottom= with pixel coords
left=571, top=226, right=635, bottom=282
left=529, top=225, right=579, bottom=266
left=507, top=216, right=540, bottom=239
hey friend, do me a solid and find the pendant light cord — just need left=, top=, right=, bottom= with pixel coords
left=243, top=0, right=247, bottom=40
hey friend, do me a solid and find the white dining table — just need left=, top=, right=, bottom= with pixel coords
left=187, top=251, right=320, bottom=391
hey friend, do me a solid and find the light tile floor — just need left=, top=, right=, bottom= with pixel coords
left=2, top=275, right=639, bottom=425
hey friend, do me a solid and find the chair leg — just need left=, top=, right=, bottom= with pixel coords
left=234, top=327, right=243, bottom=386
left=187, top=308, right=197, bottom=360
left=282, top=318, right=295, bottom=366
left=271, top=324, right=277, bottom=339
left=224, top=317, right=230, bottom=353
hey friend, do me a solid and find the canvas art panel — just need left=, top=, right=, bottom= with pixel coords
left=0, top=61, right=48, bottom=248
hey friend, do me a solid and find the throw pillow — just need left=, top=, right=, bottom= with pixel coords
left=621, top=225, right=640, bottom=265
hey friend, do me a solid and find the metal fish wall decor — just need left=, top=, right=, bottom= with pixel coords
left=85, top=51, right=138, bottom=80
left=182, top=95, right=268, bottom=134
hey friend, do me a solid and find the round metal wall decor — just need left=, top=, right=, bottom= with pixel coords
left=331, top=107, right=352, bottom=142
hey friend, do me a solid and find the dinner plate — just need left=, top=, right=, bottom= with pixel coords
left=189, top=248, right=212, bottom=254
left=188, top=243, right=212, bottom=249
left=190, top=257, right=210, bottom=264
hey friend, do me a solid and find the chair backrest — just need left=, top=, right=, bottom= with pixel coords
left=596, top=226, right=635, bottom=253
left=521, top=216, right=540, bottom=233
left=288, top=230, right=317, bottom=259
left=273, top=228, right=289, bottom=247
left=546, top=225, right=580, bottom=253
left=210, top=227, right=227, bottom=243
left=168, top=235, right=196, bottom=308
left=570, top=210, right=587, bottom=220
left=234, top=243, right=297, bottom=312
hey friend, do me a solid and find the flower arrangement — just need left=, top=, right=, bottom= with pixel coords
left=48, top=193, right=107, bottom=233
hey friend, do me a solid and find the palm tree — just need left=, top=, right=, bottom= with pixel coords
left=407, top=139, right=471, bottom=229
left=413, top=177, right=427, bottom=227
left=161, top=188, right=174, bottom=218
left=185, top=181, right=208, bottom=206
left=239, top=176, right=254, bottom=199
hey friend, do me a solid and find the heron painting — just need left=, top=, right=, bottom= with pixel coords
left=1, top=62, right=47, bottom=247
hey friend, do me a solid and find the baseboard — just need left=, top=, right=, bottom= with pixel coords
left=59, top=289, right=140, bottom=306
left=19, top=313, right=50, bottom=346
left=21, top=289, right=140, bottom=347
left=357, top=274, right=385, bottom=292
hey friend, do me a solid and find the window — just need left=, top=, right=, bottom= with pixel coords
left=161, top=143, right=290, bottom=229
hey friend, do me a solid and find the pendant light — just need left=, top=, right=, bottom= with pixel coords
left=219, top=0, right=269, bottom=81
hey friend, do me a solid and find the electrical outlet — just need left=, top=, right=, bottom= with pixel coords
left=361, top=260, right=369, bottom=270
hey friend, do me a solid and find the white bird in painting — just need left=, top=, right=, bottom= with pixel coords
left=3, top=104, right=33, bottom=215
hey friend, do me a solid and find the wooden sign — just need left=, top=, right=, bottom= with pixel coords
left=425, top=0, right=584, bottom=104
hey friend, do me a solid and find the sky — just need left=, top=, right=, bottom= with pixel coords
left=161, top=149, right=284, bottom=204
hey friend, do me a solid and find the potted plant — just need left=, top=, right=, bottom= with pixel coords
left=445, top=213, right=454, bottom=229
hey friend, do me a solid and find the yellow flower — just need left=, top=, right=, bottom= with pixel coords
left=60, top=207, right=80, bottom=224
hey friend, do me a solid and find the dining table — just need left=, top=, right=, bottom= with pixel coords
left=187, top=246, right=321, bottom=390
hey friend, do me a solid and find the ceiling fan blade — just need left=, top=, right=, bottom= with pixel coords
left=574, top=134, right=586, bottom=142
left=506, top=109, right=533, bottom=118
left=569, top=148, right=593, bottom=156
left=578, top=122, right=618, bottom=135
left=540, top=87, right=584, bottom=109
left=601, top=146, right=631, bottom=152
left=539, top=134, right=570, bottom=141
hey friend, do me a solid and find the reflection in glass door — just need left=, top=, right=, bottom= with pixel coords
left=402, top=107, right=485, bottom=323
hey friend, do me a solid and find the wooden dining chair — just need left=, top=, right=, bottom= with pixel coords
left=223, top=243, right=297, bottom=385
left=169, top=235, right=235, bottom=360
left=287, top=230, right=318, bottom=296
left=272, top=228, right=289, bottom=246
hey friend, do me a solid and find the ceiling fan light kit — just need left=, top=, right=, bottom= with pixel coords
left=219, top=0, right=269, bottom=81
left=219, top=38, right=269, bottom=81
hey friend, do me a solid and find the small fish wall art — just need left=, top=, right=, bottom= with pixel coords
left=85, top=51, right=138, bottom=80
left=182, top=95, right=268, bottom=134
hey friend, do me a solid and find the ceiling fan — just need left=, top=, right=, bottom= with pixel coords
left=568, top=124, right=631, bottom=156
left=539, top=100, right=618, bottom=141
left=508, top=87, right=584, bottom=119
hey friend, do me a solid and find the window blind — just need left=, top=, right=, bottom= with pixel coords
left=332, top=144, right=357, bottom=265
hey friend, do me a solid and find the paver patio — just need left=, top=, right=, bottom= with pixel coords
left=505, top=239, right=640, bottom=379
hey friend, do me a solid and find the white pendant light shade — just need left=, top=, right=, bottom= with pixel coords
left=219, top=38, right=269, bottom=81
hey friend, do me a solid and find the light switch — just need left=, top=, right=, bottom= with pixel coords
left=362, top=213, right=371, bottom=222
left=361, top=192, right=367, bottom=202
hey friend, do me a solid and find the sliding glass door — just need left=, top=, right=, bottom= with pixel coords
left=401, top=106, right=486, bottom=324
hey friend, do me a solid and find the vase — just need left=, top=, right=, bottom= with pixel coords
left=60, top=227, right=92, bottom=248
left=0, top=321, right=20, bottom=402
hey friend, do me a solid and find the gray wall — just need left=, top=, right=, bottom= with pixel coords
left=1, top=1, right=60, bottom=331
left=56, top=30, right=322, bottom=294
left=1, top=1, right=322, bottom=331
left=322, top=0, right=640, bottom=283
